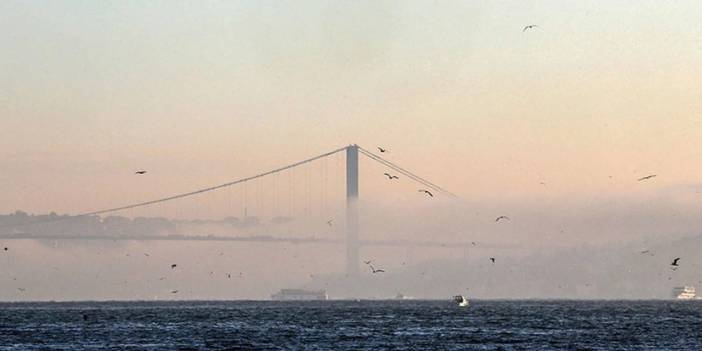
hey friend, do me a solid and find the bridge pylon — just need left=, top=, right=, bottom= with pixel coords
left=345, top=144, right=360, bottom=278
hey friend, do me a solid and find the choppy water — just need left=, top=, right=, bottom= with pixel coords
left=0, top=300, right=701, bottom=350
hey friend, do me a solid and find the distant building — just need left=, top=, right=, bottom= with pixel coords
left=271, top=289, right=328, bottom=301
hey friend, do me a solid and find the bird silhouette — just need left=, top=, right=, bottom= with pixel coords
left=171, top=290, right=178, bottom=294
left=490, top=257, right=496, bottom=264
left=377, top=147, right=388, bottom=153
left=227, top=273, right=231, bottom=279
left=363, top=260, right=372, bottom=265
left=383, top=173, right=399, bottom=180
left=523, top=25, right=539, bottom=32
left=326, top=219, right=333, bottom=226
left=637, top=174, right=657, bottom=181
left=418, top=189, right=433, bottom=197
left=369, top=264, right=385, bottom=273
left=3, top=247, right=7, bottom=251
left=170, top=264, right=177, bottom=269
left=495, top=216, right=510, bottom=222
left=135, top=171, right=147, bottom=175
left=671, top=257, right=681, bottom=266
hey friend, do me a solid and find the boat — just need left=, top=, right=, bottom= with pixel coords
left=271, top=289, right=328, bottom=301
left=394, top=293, right=414, bottom=300
left=672, top=286, right=697, bottom=300
left=453, top=295, right=469, bottom=307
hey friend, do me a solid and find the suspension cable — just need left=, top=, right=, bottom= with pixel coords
left=357, top=146, right=459, bottom=198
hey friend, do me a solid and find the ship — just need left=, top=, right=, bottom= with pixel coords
left=394, top=293, right=414, bottom=300
left=672, top=286, right=697, bottom=300
left=271, top=289, right=328, bottom=301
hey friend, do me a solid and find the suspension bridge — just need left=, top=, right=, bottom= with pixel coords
left=1, top=144, right=512, bottom=277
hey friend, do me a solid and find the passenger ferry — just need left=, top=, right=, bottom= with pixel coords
left=672, top=286, right=696, bottom=300
left=271, top=289, right=328, bottom=301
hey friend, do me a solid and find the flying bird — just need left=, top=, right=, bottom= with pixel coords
left=637, top=174, right=657, bottom=181
left=495, top=216, right=510, bottom=222
left=171, top=290, right=178, bottom=294
left=377, top=147, right=388, bottom=153
left=523, top=25, right=539, bottom=32
left=369, top=264, right=385, bottom=274
left=170, top=264, right=177, bottom=269
left=326, top=219, right=333, bottom=226
left=418, top=189, right=434, bottom=197
left=3, top=247, right=7, bottom=251
left=383, top=173, right=399, bottom=180
left=17, top=288, right=26, bottom=292
left=471, top=242, right=477, bottom=246
left=363, top=260, right=372, bottom=265
left=490, top=257, right=496, bottom=264
left=671, top=258, right=681, bottom=267
left=135, top=170, right=147, bottom=175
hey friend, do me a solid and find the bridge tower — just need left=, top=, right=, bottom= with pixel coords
left=345, top=144, right=360, bottom=278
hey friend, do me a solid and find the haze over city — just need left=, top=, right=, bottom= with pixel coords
left=2, top=1, right=702, bottom=301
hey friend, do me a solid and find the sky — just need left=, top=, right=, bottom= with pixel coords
left=1, top=1, right=702, bottom=300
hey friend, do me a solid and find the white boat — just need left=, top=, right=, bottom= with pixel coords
left=453, top=295, right=469, bottom=307
left=672, top=286, right=696, bottom=300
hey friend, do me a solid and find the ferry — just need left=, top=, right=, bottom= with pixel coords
left=453, top=295, right=469, bottom=307
left=672, top=286, right=697, bottom=300
left=271, top=289, right=328, bottom=301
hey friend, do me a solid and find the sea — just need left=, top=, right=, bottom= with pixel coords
left=0, top=300, right=701, bottom=350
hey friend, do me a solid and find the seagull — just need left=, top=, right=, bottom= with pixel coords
left=17, top=288, right=26, bottom=292
left=135, top=170, right=147, bottom=175
left=227, top=273, right=231, bottom=279
left=326, top=219, right=333, bottom=226
left=418, top=189, right=434, bottom=197
left=637, top=174, right=657, bottom=181
left=377, top=147, right=388, bottom=153
left=490, top=257, right=496, bottom=264
left=4, top=247, right=8, bottom=251
left=523, top=25, right=539, bottom=32
left=144, top=253, right=149, bottom=257
left=383, top=173, right=399, bottom=180
left=171, top=290, right=178, bottom=294
left=495, top=216, right=510, bottom=222
left=471, top=242, right=477, bottom=246
left=158, top=277, right=166, bottom=281
left=170, top=264, right=177, bottom=269
left=671, top=257, right=681, bottom=267
left=369, top=264, right=385, bottom=274
left=363, top=260, right=372, bottom=265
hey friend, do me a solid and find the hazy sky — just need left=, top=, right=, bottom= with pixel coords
left=3, top=1, right=702, bottom=300
left=3, top=0, right=702, bottom=215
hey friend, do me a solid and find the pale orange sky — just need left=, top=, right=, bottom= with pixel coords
left=2, top=1, right=702, bottom=215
